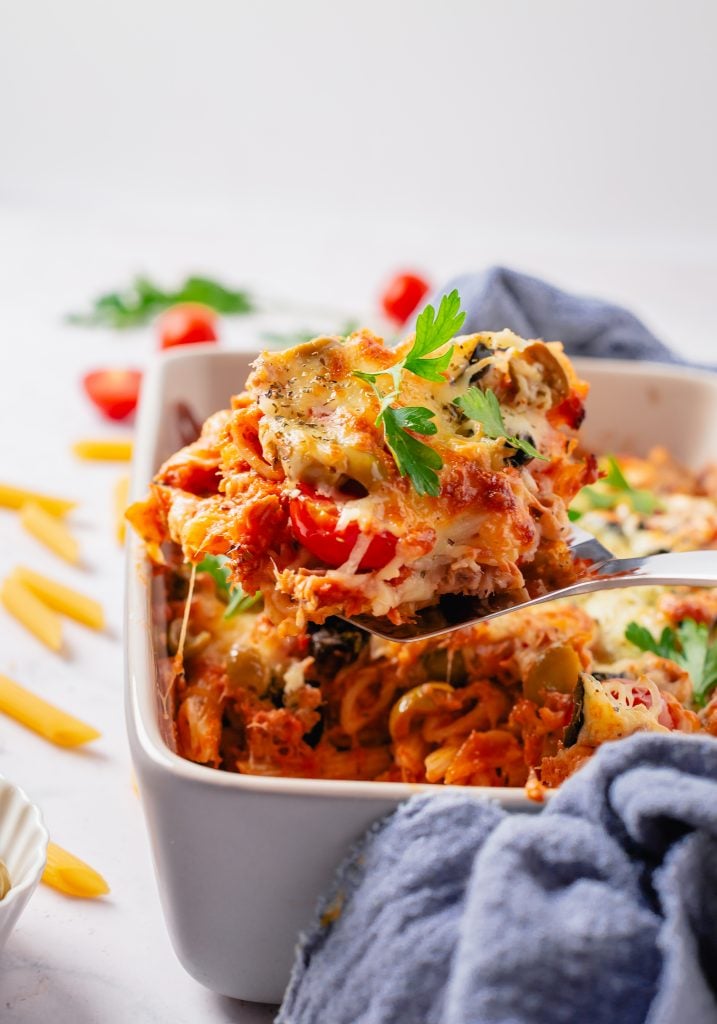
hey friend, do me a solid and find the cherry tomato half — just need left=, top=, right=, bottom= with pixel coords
left=82, top=368, right=142, bottom=421
left=157, top=302, right=219, bottom=349
left=380, top=272, right=431, bottom=325
left=289, top=487, right=397, bottom=570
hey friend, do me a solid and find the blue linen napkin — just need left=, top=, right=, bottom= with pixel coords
left=435, top=266, right=682, bottom=364
left=277, top=735, right=717, bottom=1024
left=276, top=269, right=717, bottom=1024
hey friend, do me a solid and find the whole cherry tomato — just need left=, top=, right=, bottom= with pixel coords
left=289, top=485, right=397, bottom=570
left=157, top=302, right=219, bottom=349
left=82, top=369, right=142, bottom=420
left=380, top=272, right=431, bottom=325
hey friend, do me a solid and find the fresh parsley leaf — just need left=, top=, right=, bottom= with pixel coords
left=224, top=588, right=262, bottom=618
left=196, top=554, right=231, bottom=596
left=353, top=369, right=380, bottom=385
left=351, top=291, right=466, bottom=496
left=389, top=405, right=438, bottom=436
left=604, top=456, right=631, bottom=491
left=625, top=617, right=717, bottom=707
left=195, top=554, right=260, bottom=618
left=605, top=456, right=660, bottom=515
left=567, top=508, right=582, bottom=522
left=506, top=436, right=546, bottom=462
left=676, top=619, right=711, bottom=693
left=453, top=387, right=548, bottom=462
left=176, top=276, right=253, bottom=314
left=568, top=456, right=661, bottom=518
left=381, top=405, right=443, bottom=497
left=580, top=486, right=620, bottom=510
left=454, top=387, right=505, bottom=436
left=68, top=274, right=253, bottom=329
left=700, top=642, right=717, bottom=707
left=404, top=290, right=465, bottom=382
left=628, top=489, right=660, bottom=516
left=625, top=621, right=675, bottom=660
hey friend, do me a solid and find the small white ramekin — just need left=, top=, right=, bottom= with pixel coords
left=0, top=774, right=49, bottom=951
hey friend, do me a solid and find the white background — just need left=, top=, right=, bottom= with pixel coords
left=0, top=2, right=715, bottom=1021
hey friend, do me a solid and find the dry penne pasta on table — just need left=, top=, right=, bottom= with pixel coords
left=19, top=502, right=80, bottom=564
left=14, top=566, right=104, bottom=630
left=1, top=575, right=63, bottom=651
left=114, top=474, right=130, bottom=545
left=73, top=438, right=133, bottom=462
left=0, top=674, right=100, bottom=747
left=0, top=482, right=77, bottom=516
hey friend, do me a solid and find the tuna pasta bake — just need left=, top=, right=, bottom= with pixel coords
left=127, top=288, right=717, bottom=795
left=128, top=291, right=596, bottom=629
left=142, top=446, right=717, bottom=797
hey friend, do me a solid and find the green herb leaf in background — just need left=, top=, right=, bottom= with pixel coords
left=68, top=275, right=254, bottom=328
left=224, top=588, right=262, bottom=617
left=625, top=617, right=717, bottom=707
left=195, top=554, right=261, bottom=619
left=260, top=320, right=360, bottom=349
left=576, top=455, right=660, bottom=517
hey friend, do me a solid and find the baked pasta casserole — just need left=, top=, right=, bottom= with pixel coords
left=128, top=295, right=596, bottom=628
left=145, top=446, right=717, bottom=798
left=128, top=287, right=717, bottom=796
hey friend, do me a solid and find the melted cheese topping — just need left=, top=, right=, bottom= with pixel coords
left=129, top=328, right=594, bottom=627
left=578, top=674, right=667, bottom=744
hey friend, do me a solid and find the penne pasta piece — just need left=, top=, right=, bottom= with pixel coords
left=19, top=502, right=80, bottom=564
left=114, top=474, right=130, bottom=545
left=13, top=567, right=105, bottom=631
left=0, top=482, right=77, bottom=517
left=0, top=673, right=100, bottom=746
left=42, top=842, right=110, bottom=898
left=1, top=576, right=63, bottom=651
left=72, top=438, right=133, bottom=462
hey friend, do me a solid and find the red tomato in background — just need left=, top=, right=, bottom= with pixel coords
left=157, top=302, right=219, bottom=349
left=289, top=486, right=397, bottom=570
left=380, top=272, right=431, bottom=325
left=82, top=369, right=142, bottom=420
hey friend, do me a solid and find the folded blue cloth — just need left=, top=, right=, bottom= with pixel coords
left=435, top=266, right=682, bottom=364
left=276, top=269, right=717, bottom=1024
left=278, top=735, right=717, bottom=1024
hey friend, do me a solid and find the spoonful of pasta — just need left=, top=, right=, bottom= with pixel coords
left=343, top=527, right=717, bottom=642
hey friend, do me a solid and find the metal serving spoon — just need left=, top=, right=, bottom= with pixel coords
left=344, top=526, right=717, bottom=642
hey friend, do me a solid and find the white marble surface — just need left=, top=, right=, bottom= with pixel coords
left=0, top=202, right=715, bottom=1022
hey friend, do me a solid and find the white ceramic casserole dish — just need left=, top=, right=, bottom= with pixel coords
left=125, top=348, right=717, bottom=1002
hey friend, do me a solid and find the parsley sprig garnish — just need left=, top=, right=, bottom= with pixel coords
left=196, top=554, right=261, bottom=618
left=453, top=387, right=547, bottom=461
left=352, top=290, right=465, bottom=497
left=625, top=618, right=717, bottom=707
left=571, top=456, right=660, bottom=520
